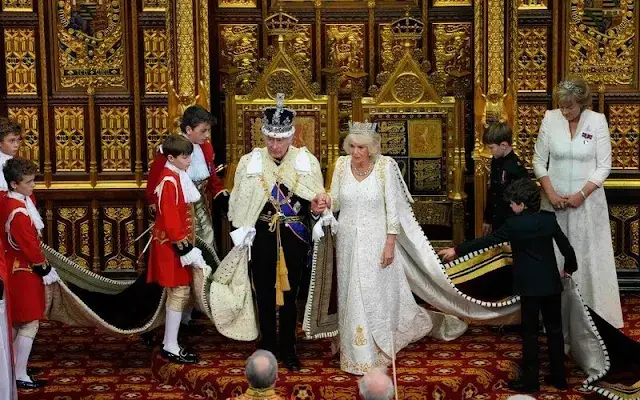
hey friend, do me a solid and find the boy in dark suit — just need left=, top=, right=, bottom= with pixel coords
left=483, top=122, right=528, bottom=235
left=439, top=178, right=577, bottom=393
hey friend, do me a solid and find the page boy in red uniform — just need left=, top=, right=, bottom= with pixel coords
left=146, top=105, right=227, bottom=327
left=148, top=135, right=207, bottom=364
left=2, top=158, right=59, bottom=389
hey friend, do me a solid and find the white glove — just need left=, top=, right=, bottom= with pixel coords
left=180, top=247, right=207, bottom=269
left=312, top=209, right=339, bottom=242
left=230, top=227, right=256, bottom=248
left=42, top=267, right=60, bottom=285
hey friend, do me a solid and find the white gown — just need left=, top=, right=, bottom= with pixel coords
left=533, top=108, right=624, bottom=328
left=331, top=156, right=467, bottom=375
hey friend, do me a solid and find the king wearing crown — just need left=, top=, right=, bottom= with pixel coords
left=225, top=94, right=329, bottom=370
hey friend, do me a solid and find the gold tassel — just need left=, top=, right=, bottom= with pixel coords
left=275, top=245, right=290, bottom=306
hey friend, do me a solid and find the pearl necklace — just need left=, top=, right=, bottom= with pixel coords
left=352, top=162, right=373, bottom=177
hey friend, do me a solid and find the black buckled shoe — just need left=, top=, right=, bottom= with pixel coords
left=283, top=354, right=301, bottom=371
left=544, top=376, right=568, bottom=390
left=17, top=377, right=46, bottom=389
left=508, top=378, right=539, bottom=393
left=161, top=348, right=198, bottom=364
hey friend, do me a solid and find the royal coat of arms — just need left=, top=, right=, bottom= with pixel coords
left=56, top=0, right=125, bottom=88
left=569, top=0, right=636, bottom=86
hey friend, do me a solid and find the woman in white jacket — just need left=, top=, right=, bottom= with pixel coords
left=532, top=77, right=623, bottom=328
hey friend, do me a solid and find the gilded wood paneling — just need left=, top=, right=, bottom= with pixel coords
left=55, top=0, right=126, bottom=89
left=610, top=206, right=640, bottom=271
left=142, top=0, right=166, bottom=11
left=284, top=24, right=313, bottom=83
left=433, top=23, right=472, bottom=90
left=56, top=206, right=91, bottom=269
left=515, top=104, right=546, bottom=168
left=100, top=106, right=131, bottom=172
left=102, top=206, right=136, bottom=271
left=518, top=0, right=546, bottom=9
left=143, top=29, right=168, bottom=95
left=608, top=105, right=640, bottom=170
left=517, top=27, right=547, bottom=92
left=433, top=0, right=472, bottom=5
left=1, top=0, right=32, bottom=11
left=326, top=24, right=365, bottom=92
left=567, top=0, right=637, bottom=87
left=379, top=24, right=403, bottom=75
left=219, top=24, right=259, bottom=90
left=3, top=28, right=37, bottom=95
left=8, top=106, right=39, bottom=164
left=218, top=0, right=257, bottom=8
left=145, top=106, right=169, bottom=166
left=54, top=106, right=86, bottom=172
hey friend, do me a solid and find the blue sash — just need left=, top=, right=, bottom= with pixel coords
left=272, top=184, right=309, bottom=242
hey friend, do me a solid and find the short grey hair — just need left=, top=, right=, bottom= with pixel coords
left=343, top=133, right=382, bottom=159
left=245, top=350, right=278, bottom=389
left=554, top=77, right=592, bottom=110
left=358, top=368, right=394, bottom=400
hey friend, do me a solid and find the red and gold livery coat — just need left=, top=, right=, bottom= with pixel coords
left=1, top=195, right=45, bottom=323
left=147, top=167, right=196, bottom=288
left=146, top=140, right=225, bottom=205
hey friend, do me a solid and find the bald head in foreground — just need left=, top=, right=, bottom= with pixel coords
left=358, top=368, right=394, bottom=400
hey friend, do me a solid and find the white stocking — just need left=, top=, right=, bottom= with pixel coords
left=163, top=307, right=182, bottom=355
left=14, top=335, right=34, bottom=382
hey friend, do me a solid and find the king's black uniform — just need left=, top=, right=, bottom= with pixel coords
left=250, top=178, right=311, bottom=370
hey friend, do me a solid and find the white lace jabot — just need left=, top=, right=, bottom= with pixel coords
left=6, top=190, right=44, bottom=232
left=163, top=161, right=201, bottom=204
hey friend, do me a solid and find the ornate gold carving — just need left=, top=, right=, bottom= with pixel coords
left=54, top=106, right=86, bottom=172
left=142, top=0, right=167, bottom=11
left=284, top=24, right=312, bottom=83
left=610, top=206, right=639, bottom=270
left=413, top=201, right=450, bottom=226
left=393, top=73, right=424, bottom=104
left=103, top=207, right=136, bottom=270
left=518, top=0, right=546, bottom=9
left=487, top=0, right=504, bottom=96
left=433, top=0, right=472, bottom=5
left=517, top=27, right=547, bottom=92
left=218, top=0, right=256, bottom=7
left=143, top=29, right=168, bottom=94
left=4, top=28, right=37, bottom=95
left=515, top=104, right=546, bottom=168
left=632, top=220, right=639, bottom=257
left=100, top=107, right=131, bottom=172
left=145, top=106, right=169, bottom=165
left=568, top=0, right=636, bottom=87
left=339, top=101, right=352, bottom=154
left=57, top=207, right=90, bottom=269
left=266, top=70, right=295, bottom=99
left=326, top=24, right=365, bottom=92
left=379, top=121, right=407, bottom=156
left=56, top=1, right=125, bottom=88
left=433, top=23, right=472, bottom=88
left=8, top=107, right=39, bottom=164
left=219, top=24, right=259, bottom=90
left=380, top=24, right=403, bottom=74
left=175, top=0, right=195, bottom=95
left=1, top=0, right=31, bottom=11
left=408, top=120, right=442, bottom=158
left=354, top=325, right=368, bottom=346
left=412, top=159, right=442, bottom=193
left=608, top=105, right=640, bottom=169
left=199, top=0, right=211, bottom=99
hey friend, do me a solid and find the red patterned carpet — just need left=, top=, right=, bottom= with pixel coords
left=18, top=294, right=640, bottom=400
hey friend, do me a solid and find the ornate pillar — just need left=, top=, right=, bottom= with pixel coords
left=472, top=0, right=518, bottom=237
left=166, top=0, right=211, bottom=130
left=323, top=67, right=341, bottom=188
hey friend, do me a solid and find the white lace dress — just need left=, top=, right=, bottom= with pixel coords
left=533, top=109, right=623, bottom=328
left=330, top=156, right=466, bottom=375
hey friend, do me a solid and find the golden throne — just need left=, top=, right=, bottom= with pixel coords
left=224, top=8, right=339, bottom=184
left=355, top=12, right=467, bottom=246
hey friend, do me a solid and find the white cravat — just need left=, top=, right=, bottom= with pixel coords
left=164, top=161, right=201, bottom=204
left=0, top=152, right=13, bottom=192
left=6, top=191, right=44, bottom=232
left=186, top=143, right=210, bottom=182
